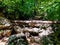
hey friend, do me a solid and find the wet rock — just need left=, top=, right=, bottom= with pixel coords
left=32, top=28, right=39, bottom=33
left=39, top=28, right=53, bottom=37
left=0, top=17, right=11, bottom=26
left=16, top=32, right=25, bottom=37
left=14, top=26, right=22, bottom=33
left=0, top=17, right=11, bottom=30
left=23, top=27, right=39, bottom=36
left=23, top=27, right=39, bottom=33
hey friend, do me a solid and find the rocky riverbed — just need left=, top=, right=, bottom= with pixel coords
left=0, top=28, right=53, bottom=45
left=0, top=17, right=54, bottom=45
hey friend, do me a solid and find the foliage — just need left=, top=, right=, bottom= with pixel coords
left=0, top=0, right=60, bottom=20
left=41, top=24, right=60, bottom=45
left=35, top=0, right=60, bottom=20
left=41, top=36, right=53, bottom=45
left=0, top=0, right=34, bottom=19
left=8, top=35, right=28, bottom=45
left=49, top=24, right=60, bottom=45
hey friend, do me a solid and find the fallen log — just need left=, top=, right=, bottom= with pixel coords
left=11, top=20, right=60, bottom=27
left=11, top=20, right=60, bottom=24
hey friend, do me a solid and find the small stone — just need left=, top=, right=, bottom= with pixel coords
left=25, top=32, right=30, bottom=38
left=16, top=32, right=24, bottom=37
left=33, top=28, right=39, bottom=33
left=34, top=36, right=40, bottom=43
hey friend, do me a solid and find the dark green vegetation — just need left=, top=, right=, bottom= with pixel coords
left=8, top=35, right=28, bottom=45
left=0, top=0, right=60, bottom=20
left=0, top=0, right=34, bottom=20
left=50, top=24, right=60, bottom=45
left=41, top=24, right=60, bottom=45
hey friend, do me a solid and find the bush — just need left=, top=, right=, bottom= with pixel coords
left=41, top=24, right=60, bottom=45
left=0, top=0, right=34, bottom=20
left=0, top=0, right=60, bottom=20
